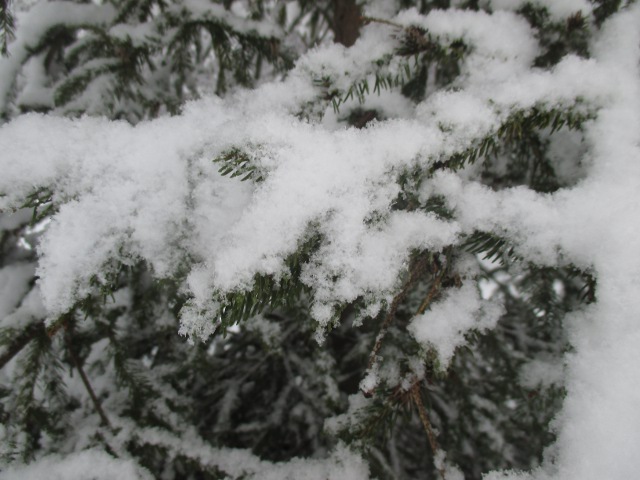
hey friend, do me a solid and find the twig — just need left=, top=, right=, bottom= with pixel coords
left=411, top=383, right=446, bottom=480
left=64, top=326, right=113, bottom=430
left=362, top=255, right=431, bottom=395
left=415, top=263, right=446, bottom=316
left=360, top=16, right=403, bottom=29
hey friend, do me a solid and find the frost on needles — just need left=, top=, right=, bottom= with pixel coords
left=0, top=1, right=639, bottom=479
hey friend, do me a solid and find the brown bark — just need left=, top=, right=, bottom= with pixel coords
left=332, top=0, right=361, bottom=47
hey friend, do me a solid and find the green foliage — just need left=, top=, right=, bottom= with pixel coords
left=21, top=187, right=55, bottom=226
left=435, top=104, right=594, bottom=175
left=1, top=328, right=68, bottom=462
left=214, top=146, right=265, bottom=182
left=397, top=27, right=467, bottom=101
left=519, top=4, right=589, bottom=67
left=0, top=0, right=14, bottom=56
left=213, top=232, right=321, bottom=333
left=318, top=26, right=468, bottom=114
left=592, top=0, right=626, bottom=26
left=463, top=231, right=518, bottom=263
left=0, top=1, right=621, bottom=479
left=3, top=0, right=293, bottom=121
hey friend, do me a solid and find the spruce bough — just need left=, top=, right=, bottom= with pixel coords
left=0, top=1, right=638, bottom=479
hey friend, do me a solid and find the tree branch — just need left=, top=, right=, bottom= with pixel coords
left=411, top=383, right=446, bottom=480
left=64, top=326, right=113, bottom=430
left=0, top=321, right=44, bottom=370
left=362, top=254, right=431, bottom=396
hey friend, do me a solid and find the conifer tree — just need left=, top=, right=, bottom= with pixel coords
left=0, top=1, right=639, bottom=479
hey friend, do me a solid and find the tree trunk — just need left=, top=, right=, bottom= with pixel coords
left=332, top=0, right=360, bottom=47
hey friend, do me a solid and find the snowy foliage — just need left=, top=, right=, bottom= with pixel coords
left=1, top=0, right=639, bottom=479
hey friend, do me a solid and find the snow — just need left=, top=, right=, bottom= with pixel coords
left=487, top=0, right=593, bottom=20
left=409, top=282, right=504, bottom=367
left=128, top=425, right=370, bottom=480
left=0, top=449, right=154, bottom=480
left=0, top=2, right=116, bottom=116
left=1, top=2, right=640, bottom=479
left=178, top=0, right=284, bottom=39
left=0, top=263, right=34, bottom=319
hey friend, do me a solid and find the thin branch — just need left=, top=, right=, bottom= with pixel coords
left=360, top=16, right=403, bottom=29
left=410, top=383, right=439, bottom=451
left=415, top=263, right=446, bottom=316
left=411, top=383, right=446, bottom=480
left=64, top=326, right=113, bottom=430
left=0, top=321, right=44, bottom=370
left=362, top=254, right=431, bottom=396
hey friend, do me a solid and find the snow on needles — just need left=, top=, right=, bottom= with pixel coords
left=409, top=282, right=504, bottom=367
left=2, top=4, right=640, bottom=479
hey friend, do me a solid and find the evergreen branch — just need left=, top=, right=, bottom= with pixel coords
left=462, top=231, right=518, bottom=264
left=396, top=26, right=466, bottom=60
left=410, top=383, right=445, bottom=479
left=213, top=147, right=264, bottom=182
left=114, top=0, right=164, bottom=24
left=21, top=187, right=55, bottom=225
left=11, top=332, right=48, bottom=459
left=319, top=28, right=467, bottom=113
left=415, top=262, right=446, bottom=316
left=54, top=64, right=111, bottom=107
left=0, top=0, right=14, bottom=56
left=592, top=0, right=626, bottom=26
left=433, top=104, right=595, bottom=173
left=518, top=5, right=589, bottom=67
left=166, top=16, right=288, bottom=95
left=64, top=323, right=113, bottom=430
left=4, top=325, right=70, bottom=460
left=362, top=253, right=433, bottom=396
left=213, top=232, right=321, bottom=333
left=360, top=401, right=398, bottom=443
left=54, top=32, right=153, bottom=108
left=360, top=16, right=403, bottom=29
left=578, top=271, right=597, bottom=304
left=106, top=327, right=171, bottom=425
left=0, top=322, right=44, bottom=370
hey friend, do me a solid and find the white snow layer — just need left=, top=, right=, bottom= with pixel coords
left=0, top=449, right=153, bottom=480
left=0, top=443, right=369, bottom=480
left=0, top=2, right=117, bottom=115
left=1, top=4, right=640, bottom=479
left=409, top=282, right=504, bottom=367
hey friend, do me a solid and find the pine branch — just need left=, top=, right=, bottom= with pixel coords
left=212, top=232, right=321, bottom=333
left=214, top=146, right=265, bottom=182
left=518, top=5, right=588, bottom=68
left=462, top=231, right=518, bottom=264
left=362, top=253, right=433, bottom=396
left=410, top=383, right=446, bottom=480
left=360, top=16, right=402, bottom=29
left=319, top=26, right=467, bottom=113
left=592, top=0, right=624, bottom=26
left=0, top=322, right=44, bottom=371
left=21, top=187, right=55, bottom=225
left=415, top=263, right=446, bottom=316
left=0, top=0, right=14, bottom=56
left=64, top=324, right=113, bottom=430
left=433, top=103, right=595, bottom=173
